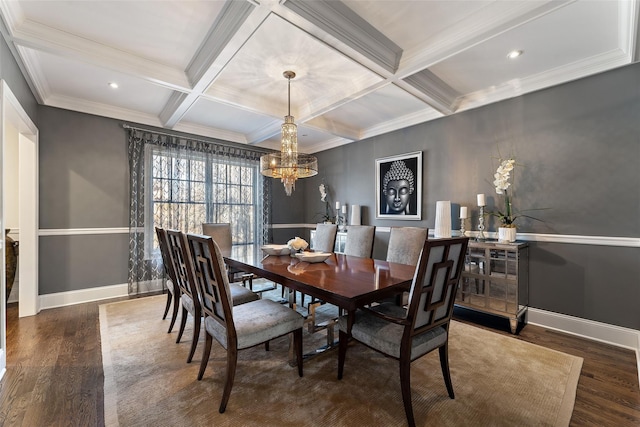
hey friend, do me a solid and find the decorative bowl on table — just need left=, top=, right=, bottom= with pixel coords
left=261, top=244, right=291, bottom=256
left=294, top=251, right=332, bottom=263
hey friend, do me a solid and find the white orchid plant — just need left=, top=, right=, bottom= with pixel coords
left=488, top=157, right=544, bottom=228
left=317, top=183, right=335, bottom=223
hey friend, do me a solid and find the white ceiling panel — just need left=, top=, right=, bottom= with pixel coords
left=310, top=83, right=435, bottom=133
left=22, top=47, right=174, bottom=115
left=429, top=0, right=623, bottom=96
left=16, top=0, right=225, bottom=69
left=206, top=13, right=383, bottom=119
left=0, top=0, right=636, bottom=152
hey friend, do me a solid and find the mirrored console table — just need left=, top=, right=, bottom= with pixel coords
left=455, top=240, right=529, bottom=334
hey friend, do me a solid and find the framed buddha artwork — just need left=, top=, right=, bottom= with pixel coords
left=375, top=151, right=422, bottom=220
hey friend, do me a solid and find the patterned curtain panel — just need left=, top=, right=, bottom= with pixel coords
left=127, top=128, right=272, bottom=295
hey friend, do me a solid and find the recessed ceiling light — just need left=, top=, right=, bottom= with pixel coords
left=507, top=50, right=523, bottom=59
left=108, top=82, right=119, bottom=89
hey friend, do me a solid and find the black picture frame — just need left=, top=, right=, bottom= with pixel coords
left=375, top=151, right=422, bottom=220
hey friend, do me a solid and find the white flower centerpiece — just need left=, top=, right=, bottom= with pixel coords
left=287, top=236, right=309, bottom=255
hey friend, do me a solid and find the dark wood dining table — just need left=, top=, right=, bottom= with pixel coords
left=224, top=246, right=416, bottom=334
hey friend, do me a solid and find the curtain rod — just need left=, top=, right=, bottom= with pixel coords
left=121, top=123, right=273, bottom=153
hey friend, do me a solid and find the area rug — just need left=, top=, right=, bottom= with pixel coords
left=100, top=295, right=582, bottom=427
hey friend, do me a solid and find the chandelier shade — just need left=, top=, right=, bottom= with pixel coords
left=260, top=70, right=318, bottom=196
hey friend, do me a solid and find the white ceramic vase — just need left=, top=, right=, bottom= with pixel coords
left=498, top=227, right=517, bottom=243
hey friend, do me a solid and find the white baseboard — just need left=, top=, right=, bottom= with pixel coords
left=528, top=307, right=640, bottom=386
left=39, top=283, right=130, bottom=310
left=38, top=280, right=166, bottom=310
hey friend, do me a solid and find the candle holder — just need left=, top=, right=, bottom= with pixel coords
left=460, top=218, right=466, bottom=237
left=337, top=215, right=347, bottom=232
left=476, top=206, right=486, bottom=241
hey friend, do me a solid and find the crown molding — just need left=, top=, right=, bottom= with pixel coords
left=457, top=49, right=631, bottom=112
left=46, top=94, right=165, bottom=129
left=401, top=70, right=459, bottom=114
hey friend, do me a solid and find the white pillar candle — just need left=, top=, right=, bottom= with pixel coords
left=459, top=206, right=468, bottom=219
left=350, top=205, right=361, bottom=225
left=341, top=205, right=347, bottom=214
left=477, top=194, right=486, bottom=207
left=434, top=201, right=452, bottom=238
left=335, top=201, right=340, bottom=210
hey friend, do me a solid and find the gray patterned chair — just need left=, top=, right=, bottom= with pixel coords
left=166, top=229, right=259, bottom=364
left=186, top=233, right=304, bottom=413
left=155, top=226, right=180, bottom=333
left=343, top=225, right=375, bottom=258
left=386, top=226, right=428, bottom=265
left=312, top=223, right=338, bottom=252
left=385, top=226, right=429, bottom=305
left=338, top=236, right=469, bottom=427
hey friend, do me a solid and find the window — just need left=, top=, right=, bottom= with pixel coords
left=144, top=144, right=263, bottom=258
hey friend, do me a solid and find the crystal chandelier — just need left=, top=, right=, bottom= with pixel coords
left=260, top=71, right=318, bottom=196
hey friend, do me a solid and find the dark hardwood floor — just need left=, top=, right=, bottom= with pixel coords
left=0, top=297, right=638, bottom=426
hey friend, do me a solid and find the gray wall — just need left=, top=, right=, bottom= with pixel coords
left=38, top=108, right=130, bottom=294
left=297, top=62, right=640, bottom=330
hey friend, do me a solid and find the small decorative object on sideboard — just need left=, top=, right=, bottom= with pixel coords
left=5, top=229, right=18, bottom=301
left=434, top=200, right=452, bottom=238
left=487, top=157, right=546, bottom=241
left=476, top=194, right=486, bottom=241
left=459, top=206, right=468, bottom=236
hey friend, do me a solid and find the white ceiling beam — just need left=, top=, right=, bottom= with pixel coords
left=283, top=0, right=403, bottom=74
left=161, top=1, right=271, bottom=128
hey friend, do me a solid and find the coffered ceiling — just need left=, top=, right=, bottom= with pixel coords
left=0, top=0, right=638, bottom=153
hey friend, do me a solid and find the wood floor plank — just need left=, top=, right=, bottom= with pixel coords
left=0, top=297, right=638, bottom=426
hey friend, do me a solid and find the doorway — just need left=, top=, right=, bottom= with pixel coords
left=0, top=80, right=39, bottom=379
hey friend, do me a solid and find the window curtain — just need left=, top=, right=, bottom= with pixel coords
left=127, top=128, right=272, bottom=295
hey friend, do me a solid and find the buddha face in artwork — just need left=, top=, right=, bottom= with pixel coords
left=383, top=160, right=415, bottom=214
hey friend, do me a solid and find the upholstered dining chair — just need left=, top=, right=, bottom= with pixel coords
left=186, top=233, right=304, bottom=413
left=202, top=223, right=245, bottom=283
left=385, top=226, right=429, bottom=305
left=386, top=226, right=428, bottom=265
left=312, top=223, right=338, bottom=252
left=296, top=223, right=339, bottom=307
left=155, top=226, right=180, bottom=333
left=337, top=236, right=469, bottom=427
left=166, top=229, right=259, bottom=363
left=343, top=225, right=376, bottom=258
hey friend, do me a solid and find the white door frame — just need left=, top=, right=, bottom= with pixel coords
left=0, top=80, right=39, bottom=379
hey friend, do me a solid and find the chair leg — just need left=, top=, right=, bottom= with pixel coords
left=198, top=333, right=213, bottom=380
left=438, top=344, right=455, bottom=399
left=399, top=355, right=416, bottom=427
left=176, top=306, right=188, bottom=343
left=187, top=315, right=201, bottom=363
left=219, top=347, right=238, bottom=413
left=337, top=330, right=349, bottom=380
left=162, top=290, right=172, bottom=319
left=265, top=341, right=269, bottom=351
left=294, top=328, right=303, bottom=377
left=167, top=291, right=180, bottom=333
